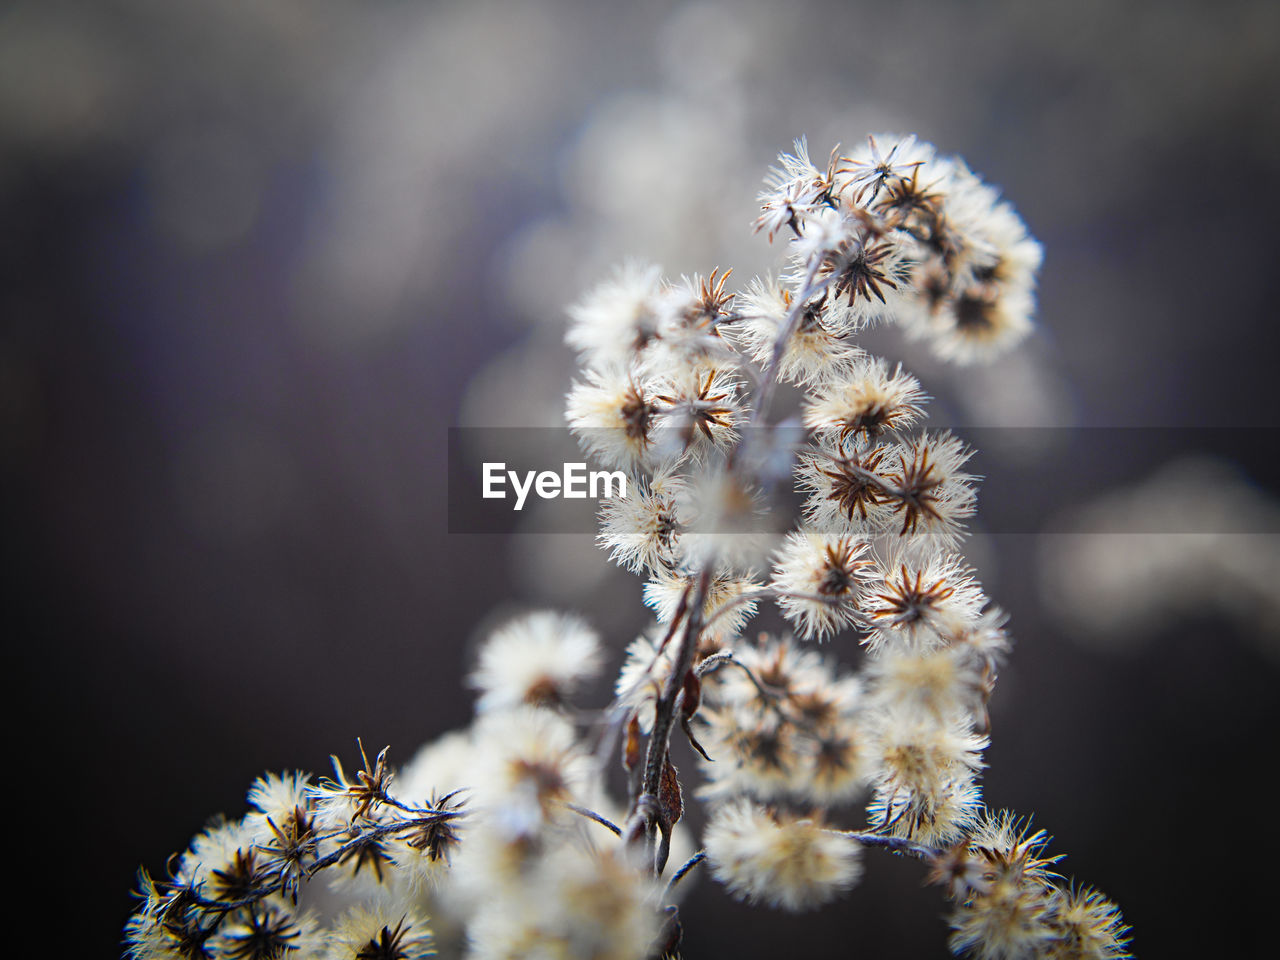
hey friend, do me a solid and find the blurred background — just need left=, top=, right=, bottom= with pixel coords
left=5, top=0, right=1278, bottom=955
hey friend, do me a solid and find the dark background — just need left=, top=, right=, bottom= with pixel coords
left=5, top=0, right=1278, bottom=956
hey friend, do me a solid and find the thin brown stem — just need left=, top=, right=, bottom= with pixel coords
left=698, top=586, right=864, bottom=636
left=748, top=257, right=829, bottom=430
left=695, top=651, right=784, bottom=703
left=598, top=583, right=693, bottom=776
left=625, top=569, right=712, bottom=870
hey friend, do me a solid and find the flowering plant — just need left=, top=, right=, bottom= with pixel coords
left=126, top=135, right=1130, bottom=960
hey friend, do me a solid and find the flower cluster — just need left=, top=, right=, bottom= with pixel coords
left=127, top=134, right=1129, bottom=960
left=751, top=135, right=1043, bottom=367
left=563, top=133, right=1125, bottom=957
left=124, top=754, right=448, bottom=960
left=126, top=616, right=667, bottom=960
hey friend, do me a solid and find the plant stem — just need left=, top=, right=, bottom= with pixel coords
left=748, top=257, right=828, bottom=430
left=626, top=568, right=712, bottom=870
left=662, top=850, right=707, bottom=902
left=830, top=829, right=939, bottom=860
left=565, top=802, right=622, bottom=836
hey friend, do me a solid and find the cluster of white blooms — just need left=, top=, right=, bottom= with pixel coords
left=750, top=135, right=1043, bottom=367
left=126, top=613, right=672, bottom=960
left=127, top=135, right=1129, bottom=960
left=561, top=134, right=1126, bottom=956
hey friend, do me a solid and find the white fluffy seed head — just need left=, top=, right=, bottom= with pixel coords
left=733, top=276, right=862, bottom=386
left=868, top=773, right=983, bottom=845
left=469, top=611, right=602, bottom=714
left=649, top=365, right=744, bottom=465
left=174, top=817, right=258, bottom=889
left=926, top=282, right=1037, bottom=366
left=642, top=567, right=759, bottom=642
left=879, top=431, right=978, bottom=548
left=704, top=800, right=862, bottom=911
left=867, top=645, right=988, bottom=724
left=469, top=706, right=593, bottom=838
left=566, top=260, right=665, bottom=371
left=328, top=903, right=434, bottom=960
left=756, top=138, right=836, bottom=242
left=464, top=844, right=659, bottom=960
left=770, top=529, right=873, bottom=641
left=802, top=357, right=928, bottom=445
left=861, top=548, right=987, bottom=654
left=696, top=702, right=800, bottom=804
left=566, top=366, right=661, bottom=472
left=245, top=770, right=311, bottom=827
left=613, top=623, right=675, bottom=730
left=596, top=469, right=686, bottom=574
left=872, top=709, right=988, bottom=805
left=796, top=437, right=899, bottom=536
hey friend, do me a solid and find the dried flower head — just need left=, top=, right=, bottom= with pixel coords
left=597, top=469, right=686, bottom=574
left=770, top=530, right=873, bottom=641
left=861, top=549, right=987, bottom=654
left=328, top=904, right=435, bottom=960
left=704, top=799, right=863, bottom=911
left=838, top=133, right=931, bottom=204
left=1043, top=885, right=1133, bottom=960
left=755, top=138, right=840, bottom=241
left=469, top=611, right=603, bottom=713
left=567, top=260, right=665, bottom=370
left=797, top=437, right=897, bottom=533
left=802, top=357, right=928, bottom=445
left=643, top=566, right=759, bottom=642
left=567, top=366, right=661, bottom=471
left=733, top=277, right=862, bottom=386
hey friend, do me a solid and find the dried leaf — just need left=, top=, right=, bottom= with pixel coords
left=658, top=757, right=682, bottom=829
left=680, top=669, right=702, bottom=720
left=622, top=713, right=642, bottom=772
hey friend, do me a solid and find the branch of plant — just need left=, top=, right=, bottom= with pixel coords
left=747, top=256, right=828, bottom=431
left=698, top=585, right=866, bottom=637
left=626, top=568, right=712, bottom=870
left=830, top=829, right=939, bottom=860
left=656, top=831, right=945, bottom=909
left=662, top=850, right=707, bottom=903
left=179, top=808, right=464, bottom=914
left=565, top=802, right=623, bottom=837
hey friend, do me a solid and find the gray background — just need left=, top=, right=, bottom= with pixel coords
left=5, top=0, right=1278, bottom=955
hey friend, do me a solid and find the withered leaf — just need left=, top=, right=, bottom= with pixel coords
left=658, top=756, right=682, bottom=829
left=622, top=712, right=642, bottom=772
left=680, top=668, right=702, bottom=720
